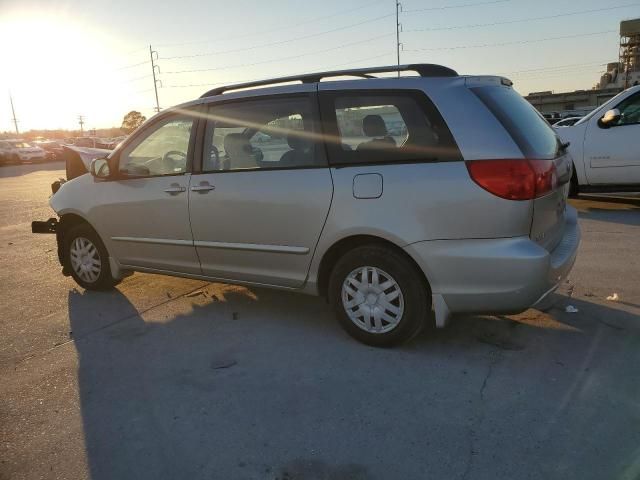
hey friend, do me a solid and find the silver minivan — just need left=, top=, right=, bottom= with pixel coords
left=33, top=64, right=580, bottom=346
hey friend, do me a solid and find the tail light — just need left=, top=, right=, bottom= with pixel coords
left=466, top=159, right=557, bottom=200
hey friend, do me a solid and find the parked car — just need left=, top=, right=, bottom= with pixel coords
left=33, top=140, right=65, bottom=161
left=556, top=85, right=640, bottom=196
left=543, top=112, right=562, bottom=125
left=0, top=140, right=46, bottom=164
left=33, top=64, right=580, bottom=346
left=553, top=117, right=582, bottom=128
left=70, top=137, right=116, bottom=150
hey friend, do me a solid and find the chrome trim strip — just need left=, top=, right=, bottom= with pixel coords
left=111, top=237, right=193, bottom=247
left=194, top=240, right=309, bottom=255
left=111, top=236, right=309, bottom=255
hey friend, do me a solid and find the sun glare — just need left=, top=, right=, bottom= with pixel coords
left=0, top=14, right=143, bottom=131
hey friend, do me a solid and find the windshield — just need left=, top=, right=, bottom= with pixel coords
left=10, top=142, right=32, bottom=148
left=575, top=88, right=640, bottom=126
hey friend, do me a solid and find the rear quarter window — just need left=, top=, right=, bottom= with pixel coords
left=320, top=90, right=461, bottom=166
left=472, top=86, right=559, bottom=159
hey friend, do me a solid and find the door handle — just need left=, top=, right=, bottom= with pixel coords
left=191, top=182, right=215, bottom=193
left=164, top=183, right=186, bottom=195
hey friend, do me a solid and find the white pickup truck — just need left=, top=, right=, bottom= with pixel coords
left=556, top=85, right=640, bottom=196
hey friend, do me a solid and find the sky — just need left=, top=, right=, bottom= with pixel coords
left=0, top=0, right=638, bottom=132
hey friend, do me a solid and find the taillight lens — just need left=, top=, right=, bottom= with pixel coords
left=466, top=159, right=557, bottom=200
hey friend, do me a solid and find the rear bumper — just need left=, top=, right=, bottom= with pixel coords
left=404, top=206, right=580, bottom=318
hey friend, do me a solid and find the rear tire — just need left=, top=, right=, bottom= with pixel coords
left=64, top=224, right=119, bottom=291
left=328, top=245, right=430, bottom=347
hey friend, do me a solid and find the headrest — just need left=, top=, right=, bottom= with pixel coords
left=287, top=132, right=309, bottom=151
left=362, top=115, right=388, bottom=137
left=224, top=133, right=250, bottom=154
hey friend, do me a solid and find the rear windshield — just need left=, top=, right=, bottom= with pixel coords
left=472, top=86, right=559, bottom=159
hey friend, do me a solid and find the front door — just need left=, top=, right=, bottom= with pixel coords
left=584, top=91, right=640, bottom=185
left=89, top=113, right=201, bottom=273
left=188, top=90, right=333, bottom=287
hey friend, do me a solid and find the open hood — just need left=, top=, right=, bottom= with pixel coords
left=62, top=145, right=111, bottom=180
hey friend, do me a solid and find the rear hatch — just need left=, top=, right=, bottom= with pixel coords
left=469, top=81, right=571, bottom=252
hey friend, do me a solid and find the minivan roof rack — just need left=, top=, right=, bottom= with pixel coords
left=200, top=64, right=458, bottom=98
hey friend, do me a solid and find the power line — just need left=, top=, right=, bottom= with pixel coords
left=503, top=61, right=609, bottom=75
left=155, top=0, right=388, bottom=48
left=403, top=0, right=510, bottom=14
left=161, top=12, right=395, bottom=60
left=126, top=73, right=153, bottom=83
left=163, top=52, right=393, bottom=89
left=405, top=3, right=640, bottom=32
left=511, top=68, right=605, bottom=81
left=403, top=30, right=617, bottom=52
left=115, top=59, right=151, bottom=71
left=163, top=33, right=394, bottom=75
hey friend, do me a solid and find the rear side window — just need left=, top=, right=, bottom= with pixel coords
left=321, top=91, right=460, bottom=165
left=472, top=86, right=559, bottom=159
left=203, top=95, right=324, bottom=172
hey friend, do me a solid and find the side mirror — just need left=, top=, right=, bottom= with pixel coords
left=90, top=158, right=111, bottom=178
left=599, top=108, right=621, bottom=128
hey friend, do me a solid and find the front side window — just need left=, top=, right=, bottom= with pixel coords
left=323, top=92, right=460, bottom=165
left=614, top=93, right=640, bottom=126
left=119, top=117, right=193, bottom=177
left=203, top=96, right=322, bottom=172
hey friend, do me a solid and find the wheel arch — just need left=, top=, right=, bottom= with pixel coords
left=56, top=213, right=101, bottom=268
left=316, top=234, right=432, bottom=299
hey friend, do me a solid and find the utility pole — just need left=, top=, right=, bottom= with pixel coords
left=395, top=0, right=402, bottom=77
left=9, top=93, right=19, bottom=136
left=150, top=45, right=161, bottom=113
left=78, top=115, right=85, bottom=136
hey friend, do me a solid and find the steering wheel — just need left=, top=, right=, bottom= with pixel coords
left=162, top=150, right=187, bottom=173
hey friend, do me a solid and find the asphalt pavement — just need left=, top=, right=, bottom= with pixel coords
left=1, top=162, right=639, bottom=480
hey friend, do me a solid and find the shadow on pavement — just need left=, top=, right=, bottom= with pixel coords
left=0, top=161, right=64, bottom=179
left=69, top=285, right=640, bottom=480
left=571, top=194, right=640, bottom=227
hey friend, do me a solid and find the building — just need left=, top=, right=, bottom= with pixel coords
left=596, top=19, right=640, bottom=90
left=526, top=87, right=623, bottom=117
left=525, top=18, right=639, bottom=116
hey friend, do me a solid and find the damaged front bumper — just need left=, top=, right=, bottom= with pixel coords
left=31, top=217, right=58, bottom=234
left=32, top=217, right=69, bottom=275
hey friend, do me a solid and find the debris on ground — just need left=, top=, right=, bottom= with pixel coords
left=210, top=358, right=237, bottom=370
left=565, top=305, right=579, bottom=313
left=606, top=293, right=620, bottom=301
left=186, top=290, right=206, bottom=298
left=584, top=292, right=596, bottom=297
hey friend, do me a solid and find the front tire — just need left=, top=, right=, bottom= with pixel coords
left=64, top=224, right=119, bottom=290
left=328, top=245, right=431, bottom=347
